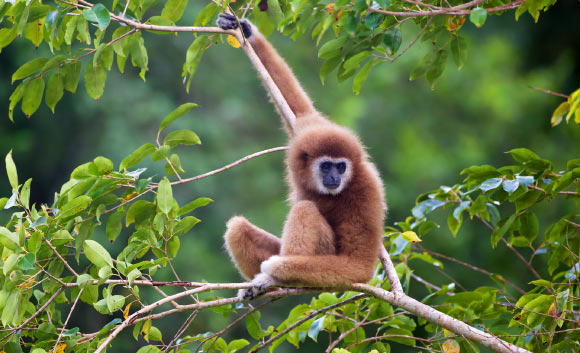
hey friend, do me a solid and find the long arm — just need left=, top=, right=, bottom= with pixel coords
left=218, top=14, right=316, bottom=119
left=261, top=255, right=376, bottom=287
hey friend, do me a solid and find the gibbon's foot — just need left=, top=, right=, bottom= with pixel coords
left=238, top=272, right=276, bottom=300
left=217, top=13, right=252, bottom=38
left=260, top=255, right=280, bottom=275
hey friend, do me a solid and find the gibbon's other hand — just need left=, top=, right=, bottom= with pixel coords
left=238, top=272, right=276, bottom=300
left=217, top=13, right=252, bottom=38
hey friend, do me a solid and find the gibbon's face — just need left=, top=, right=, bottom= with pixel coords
left=311, top=156, right=353, bottom=195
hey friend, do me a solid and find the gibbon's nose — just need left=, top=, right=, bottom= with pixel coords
left=323, top=170, right=341, bottom=189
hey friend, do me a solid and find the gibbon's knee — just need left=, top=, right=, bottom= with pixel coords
left=281, top=201, right=334, bottom=256
left=224, top=216, right=281, bottom=280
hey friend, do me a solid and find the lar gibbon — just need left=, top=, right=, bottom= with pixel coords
left=217, top=13, right=386, bottom=299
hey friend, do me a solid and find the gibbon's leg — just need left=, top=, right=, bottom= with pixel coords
left=240, top=202, right=336, bottom=299
left=224, top=216, right=281, bottom=280
left=280, top=201, right=335, bottom=256
left=260, top=255, right=376, bottom=287
left=217, top=13, right=316, bottom=118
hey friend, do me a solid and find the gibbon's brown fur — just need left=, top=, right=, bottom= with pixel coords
left=218, top=14, right=386, bottom=297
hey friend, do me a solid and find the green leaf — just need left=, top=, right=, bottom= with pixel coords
left=353, top=60, right=374, bottom=95
left=426, top=49, right=448, bottom=89
left=161, top=0, right=188, bottom=22
left=469, top=7, right=487, bottom=28
left=178, top=197, right=213, bottom=216
left=106, top=209, right=124, bottom=242
left=22, top=77, right=45, bottom=117
left=9, top=81, right=27, bottom=122
left=183, top=35, right=209, bottom=93
left=5, top=150, right=18, bottom=190
left=447, top=212, right=461, bottom=237
left=174, top=216, right=200, bottom=236
left=83, top=239, right=114, bottom=268
left=318, top=37, right=347, bottom=59
left=84, top=62, right=106, bottom=100
left=52, top=229, right=74, bottom=245
left=41, top=55, right=67, bottom=73
left=12, top=58, right=48, bottom=83
left=491, top=214, right=516, bottom=248
left=63, top=61, right=82, bottom=93
left=148, top=326, right=163, bottom=341
left=157, top=178, right=173, bottom=215
left=228, top=339, right=250, bottom=353
left=111, top=26, right=133, bottom=57
left=246, top=311, right=267, bottom=339
left=163, top=129, right=201, bottom=148
left=144, top=16, right=176, bottom=34
left=343, top=51, right=371, bottom=72
left=450, top=35, right=467, bottom=70
left=383, top=28, right=402, bottom=54
left=126, top=200, right=155, bottom=226
left=165, top=153, right=185, bottom=175
left=45, top=72, right=64, bottom=113
left=159, top=103, right=198, bottom=132
left=479, top=177, right=503, bottom=192
left=17, top=253, right=35, bottom=271
left=382, top=328, right=415, bottom=346
left=25, top=20, right=44, bottom=48
left=58, top=195, right=92, bottom=219
left=135, top=344, right=162, bottom=353
left=120, top=143, right=156, bottom=170
left=502, top=179, right=519, bottom=194
left=519, top=212, right=538, bottom=242
left=319, top=56, right=341, bottom=85
left=307, top=316, right=325, bottom=342
left=83, top=3, right=110, bottom=31
left=106, top=294, right=125, bottom=313
left=253, top=5, right=274, bottom=36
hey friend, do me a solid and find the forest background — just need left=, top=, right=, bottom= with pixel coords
left=0, top=0, right=579, bottom=351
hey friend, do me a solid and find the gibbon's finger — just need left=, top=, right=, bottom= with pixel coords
left=216, top=14, right=238, bottom=30
left=219, top=13, right=236, bottom=21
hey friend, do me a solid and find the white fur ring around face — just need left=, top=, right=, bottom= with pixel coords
left=260, top=255, right=281, bottom=274
left=238, top=272, right=277, bottom=300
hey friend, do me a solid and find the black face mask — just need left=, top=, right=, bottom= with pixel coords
left=320, top=161, right=346, bottom=189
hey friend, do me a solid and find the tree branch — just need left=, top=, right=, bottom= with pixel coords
left=369, top=0, right=524, bottom=17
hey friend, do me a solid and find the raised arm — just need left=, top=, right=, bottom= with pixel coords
left=217, top=14, right=316, bottom=119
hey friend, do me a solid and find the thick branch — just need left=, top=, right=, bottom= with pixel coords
left=351, top=283, right=531, bottom=353
left=380, top=244, right=403, bottom=293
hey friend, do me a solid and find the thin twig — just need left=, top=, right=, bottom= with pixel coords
left=369, top=0, right=524, bottom=17
left=171, top=147, right=288, bottom=186
left=526, top=84, right=570, bottom=99
left=53, top=288, right=84, bottom=351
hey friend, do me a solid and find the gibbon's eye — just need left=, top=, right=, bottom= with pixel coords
left=320, top=162, right=333, bottom=172
left=336, top=162, right=346, bottom=174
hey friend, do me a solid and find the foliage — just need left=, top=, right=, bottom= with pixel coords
left=0, top=0, right=577, bottom=126
left=0, top=0, right=578, bottom=352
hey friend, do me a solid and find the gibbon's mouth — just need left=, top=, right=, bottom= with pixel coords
left=324, top=182, right=340, bottom=190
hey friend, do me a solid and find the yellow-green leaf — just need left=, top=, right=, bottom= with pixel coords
left=84, top=62, right=106, bottom=100
left=401, top=231, right=421, bottom=243
left=159, top=103, right=198, bottom=132
left=21, top=77, right=44, bottom=117
left=5, top=150, right=18, bottom=190
left=83, top=239, right=113, bottom=268
left=45, top=72, right=64, bottom=113
left=157, top=177, right=173, bottom=215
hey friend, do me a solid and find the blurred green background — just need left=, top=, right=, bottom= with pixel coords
left=0, top=1, right=579, bottom=351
